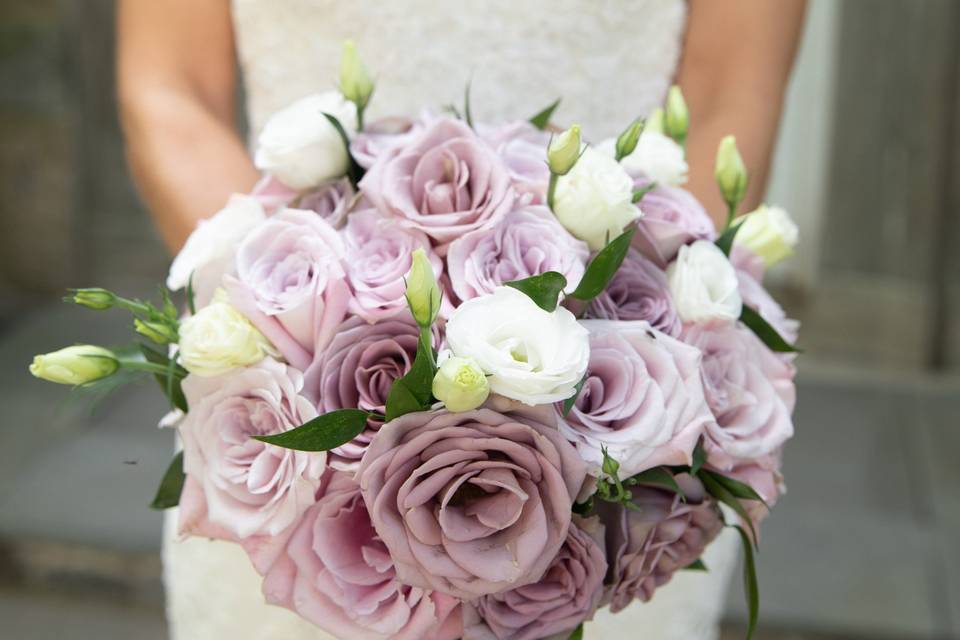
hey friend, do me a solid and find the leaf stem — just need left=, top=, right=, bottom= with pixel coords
left=546, top=172, right=559, bottom=210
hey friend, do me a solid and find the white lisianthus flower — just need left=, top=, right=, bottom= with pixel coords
left=432, top=355, right=490, bottom=412
left=179, top=291, right=280, bottom=377
left=604, top=131, right=689, bottom=187
left=254, top=91, right=358, bottom=190
left=735, top=205, right=799, bottom=267
left=444, top=287, right=590, bottom=405
left=667, top=241, right=743, bottom=324
left=166, top=196, right=266, bottom=293
left=553, top=147, right=641, bottom=250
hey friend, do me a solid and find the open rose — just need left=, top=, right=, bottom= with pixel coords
left=465, top=516, right=607, bottom=640
left=586, top=249, right=680, bottom=336
left=299, top=177, right=356, bottom=229
left=359, top=118, right=515, bottom=244
left=598, top=473, right=723, bottom=612
left=342, top=209, right=443, bottom=322
left=257, top=471, right=462, bottom=640
left=633, top=184, right=716, bottom=267
left=558, top=321, right=713, bottom=479
left=177, top=359, right=325, bottom=539
left=683, top=324, right=796, bottom=471
left=303, top=316, right=422, bottom=470
left=351, top=116, right=424, bottom=169
left=356, top=401, right=587, bottom=599
left=226, top=208, right=349, bottom=371
left=479, top=121, right=551, bottom=202
left=446, top=206, right=589, bottom=302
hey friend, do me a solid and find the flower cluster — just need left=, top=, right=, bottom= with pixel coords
left=31, top=43, right=800, bottom=640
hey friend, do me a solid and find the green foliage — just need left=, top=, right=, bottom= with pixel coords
left=505, top=272, right=568, bottom=312
left=150, top=452, right=185, bottom=510
left=529, top=98, right=562, bottom=130
left=569, top=227, right=636, bottom=301
left=740, top=305, right=801, bottom=354
left=254, top=409, right=373, bottom=452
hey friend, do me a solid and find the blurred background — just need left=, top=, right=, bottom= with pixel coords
left=1, top=1, right=958, bottom=639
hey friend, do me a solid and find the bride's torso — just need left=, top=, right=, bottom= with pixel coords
left=231, top=0, right=688, bottom=139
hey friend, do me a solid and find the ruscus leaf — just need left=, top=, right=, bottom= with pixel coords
left=150, top=451, right=185, bottom=510
left=734, top=525, right=760, bottom=640
left=631, top=466, right=686, bottom=499
left=505, top=272, right=568, bottom=313
left=384, top=333, right=436, bottom=421
left=254, top=409, right=371, bottom=452
left=715, top=218, right=745, bottom=256
left=529, top=98, right=562, bottom=130
left=740, top=305, right=801, bottom=354
left=570, top=227, right=636, bottom=301
left=561, top=374, right=588, bottom=417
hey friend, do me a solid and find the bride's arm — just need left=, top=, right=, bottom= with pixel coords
left=117, top=0, right=260, bottom=253
left=677, top=0, right=807, bottom=228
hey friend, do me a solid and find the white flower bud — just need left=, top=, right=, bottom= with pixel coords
left=664, top=85, right=689, bottom=145
left=405, top=248, right=441, bottom=328
left=715, top=135, right=748, bottom=210
left=339, top=40, right=374, bottom=112
left=735, top=205, right=799, bottom=267
left=432, top=356, right=490, bottom=412
left=30, top=345, right=119, bottom=385
left=547, top=124, right=582, bottom=176
left=615, top=118, right=644, bottom=161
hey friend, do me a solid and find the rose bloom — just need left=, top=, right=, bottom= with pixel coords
left=558, top=320, right=713, bottom=479
left=478, top=121, right=552, bottom=202
left=586, top=249, right=681, bottom=336
left=736, top=266, right=800, bottom=346
left=683, top=323, right=796, bottom=471
left=632, top=184, right=716, bottom=267
left=719, top=450, right=786, bottom=532
left=359, top=117, right=516, bottom=244
left=302, top=316, right=422, bottom=470
left=598, top=473, right=724, bottom=612
left=342, top=208, right=443, bottom=323
left=226, top=208, right=350, bottom=371
left=256, top=471, right=462, bottom=640
left=465, top=516, right=607, bottom=640
left=356, top=401, right=587, bottom=599
left=351, top=116, right=424, bottom=169
left=299, top=177, right=357, bottom=229
left=177, top=359, right=326, bottom=539
left=446, top=205, right=589, bottom=302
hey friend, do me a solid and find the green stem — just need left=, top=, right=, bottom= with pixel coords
left=118, top=359, right=186, bottom=378
left=419, top=326, right=436, bottom=370
left=547, top=172, right=559, bottom=210
left=356, top=104, right=365, bottom=132
left=723, top=201, right=738, bottom=231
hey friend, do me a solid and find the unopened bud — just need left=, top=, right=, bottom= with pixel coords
left=547, top=124, right=582, bottom=176
left=664, top=85, right=689, bottom=145
left=30, top=345, right=119, bottom=385
left=405, top=249, right=441, bottom=328
left=615, top=118, right=644, bottom=161
left=715, top=135, right=748, bottom=211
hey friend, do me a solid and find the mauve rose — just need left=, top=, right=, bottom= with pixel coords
left=465, top=516, right=607, bottom=640
left=351, top=116, right=424, bottom=169
left=718, top=450, right=786, bottom=531
left=342, top=208, right=443, bottom=322
left=586, top=249, right=681, bottom=336
left=558, top=320, right=713, bottom=479
left=257, top=471, right=462, bottom=640
left=598, top=473, right=723, bottom=612
left=736, top=268, right=800, bottom=345
left=683, top=324, right=796, bottom=471
left=225, top=208, right=349, bottom=371
left=250, top=175, right=299, bottom=214
left=446, top=205, right=589, bottom=301
left=632, top=184, right=716, bottom=267
left=299, top=177, right=357, bottom=229
left=356, top=400, right=587, bottom=599
left=479, top=121, right=551, bottom=202
left=177, top=359, right=326, bottom=539
left=302, top=316, right=421, bottom=470
left=359, top=118, right=516, bottom=244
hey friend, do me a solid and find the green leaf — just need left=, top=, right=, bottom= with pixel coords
left=568, top=623, right=584, bottom=640
left=561, top=374, right=587, bottom=417
left=700, top=469, right=768, bottom=506
left=464, top=80, right=474, bottom=129
left=569, top=227, right=637, bottom=301
left=529, top=98, right=562, bottom=130
left=185, top=271, right=197, bottom=316
left=139, top=344, right=188, bottom=412
left=631, top=182, right=657, bottom=204
left=384, top=333, right=436, bottom=421
left=699, top=470, right=759, bottom=547
left=322, top=112, right=365, bottom=185
left=740, top=305, right=801, bottom=354
left=734, top=525, right=760, bottom=640
left=505, top=272, right=568, bottom=313
left=572, top=496, right=594, bottom=516
left=631, top=466, right=685, bottom=499
left=150, top=452, right=185, bottom=510
left=254, top=409, right=371, bottom=452
left=690, top=439, right=707, bottom=475
left=715, top=218, right=745, bottom=256
left=684, top=558, right=709, bottom=571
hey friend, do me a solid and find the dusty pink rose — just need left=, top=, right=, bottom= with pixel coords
left=342, top=208, right=443, bottom=322
left=299, top=177, right=356, bottom=229
left=258, top=471, right=462, bottom=640
left=359, top=118, right=516, bottom=243
left=351, top=116, right=424, bottom=169
left=683, top=324, right=796, bottom=471
left=177, top=359, right=325, bottom=539
left=719, top=450, right=786, bottom=530
left=226, top=208, right=349, bottom=371
left=446, top=205, right=589, bottom=301
left=598, top=473, right=723, bottom=612
left=558, top=320, right=713, bottom=479
left=250, top=175, right=299, bottom=214
left=302, top=316, right=421, bottom=469
left=633, top=184, right=716, bottom=267
left=586, top=249, right=681, bottom=336
left=465, top=516, right=607, bottom=640
left=479, top=121, right=551, bottom=202
left=356, top=401, right=587, bottom=599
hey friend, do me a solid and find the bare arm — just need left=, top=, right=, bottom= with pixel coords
left=117, top=0, right=260, bottom=253
left=677, top=0, right=807, bottom=228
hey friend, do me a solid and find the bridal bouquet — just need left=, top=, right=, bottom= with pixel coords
left=31, top=42, right=799, bottom=640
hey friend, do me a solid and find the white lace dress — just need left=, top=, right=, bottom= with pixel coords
left=163, top=1, right=741, bottom=638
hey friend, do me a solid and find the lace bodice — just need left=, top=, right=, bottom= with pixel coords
left=231, top=0, right=688, bottom=140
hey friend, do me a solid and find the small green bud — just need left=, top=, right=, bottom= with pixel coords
left=645, top=107, right=665, bottom=134
left=615, top=118, right=644, bottom=161
left=547, top=124, right=582, bottom=176
left=339, top=40, right=375, bottom=111
left=70, top=288, right=116, bottom=311
left=714, top=135, right=748, bottom=211
left=431, top=356, right=490, bottom=412
left=29, top=345, right=119, bottom=385
left=601, top=448, right=621, bottom=479
left=135, top=319, right=178, bottom=345
left=405, top=248, right=441, bottom=328
left=664, top=85, right=689, bottom=145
